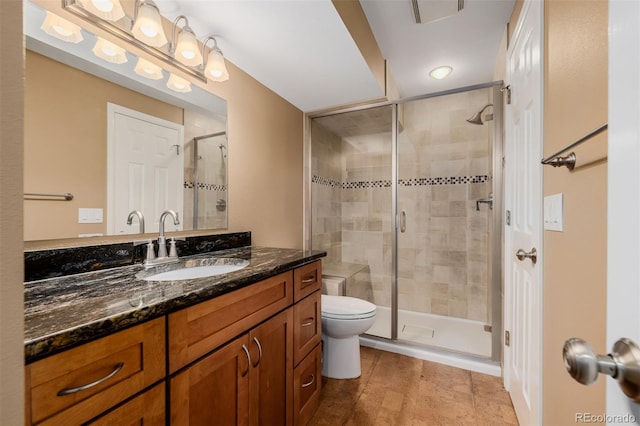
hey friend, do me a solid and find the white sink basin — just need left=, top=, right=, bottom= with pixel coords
left=143, top=258, right=249, bottom=281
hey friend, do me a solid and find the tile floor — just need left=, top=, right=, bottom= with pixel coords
left=308, top=347, right=519, bottom=426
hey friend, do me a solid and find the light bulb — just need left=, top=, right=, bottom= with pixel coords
left=93, top=37, right=128, bottom=64
left=429, top=66, right=453, bottom=80
left=167, top=73, right=191, bottom=93
left=134, top=57, right=163, bottom=80
left=131, top=1, right=168, bottom=47
left=41, top=12, right=83, bottom=43
left=204, top=48, right=229, bottom=82
left=174, top=26, right=202, bottom=67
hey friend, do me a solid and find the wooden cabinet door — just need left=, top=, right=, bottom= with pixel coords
left=293, top=291, right=321, bottom=366
left=249, top=309, right=293, bottom=426
left=88, top=382, right=165, bottom=426
left=171, top=335, right=251, bottom=426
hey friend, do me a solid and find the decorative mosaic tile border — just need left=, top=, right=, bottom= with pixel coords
left=184, top=181, right=227, bottom=191
left=312, top=174, right=489, bottom=189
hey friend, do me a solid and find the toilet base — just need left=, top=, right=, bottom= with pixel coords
left=321, top=334, right=362, bottom=379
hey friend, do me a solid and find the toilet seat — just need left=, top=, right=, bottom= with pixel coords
left=321, top=295, right=376, bottom=320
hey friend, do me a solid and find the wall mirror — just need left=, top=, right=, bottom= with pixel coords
left=23, top=1, right=228, bottom=242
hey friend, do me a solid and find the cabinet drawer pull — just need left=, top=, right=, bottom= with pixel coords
left=56, top=362, right=124, bottom=396
left=252, top=337, right=262, bottom=368
left=301, top=374, right=315, bottom=388
left=301, top=275, right=316, bottom=284
left=241, top=344, right=251, bottom=377
left=301, top=317, right=315, bottom=327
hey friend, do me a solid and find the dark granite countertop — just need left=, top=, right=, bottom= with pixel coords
left=24, top=246, right=326, bottom=363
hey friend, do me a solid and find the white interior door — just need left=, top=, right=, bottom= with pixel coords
left=107, top=103, right=184, bottom=235
left=503, top=1, right=543, bottom=424
left=607, top=1, right=640, bottom=422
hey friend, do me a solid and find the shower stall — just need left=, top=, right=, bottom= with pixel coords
left=309, top=83, right=503, bottom=366
left=183, top=131, right=228, bottom=230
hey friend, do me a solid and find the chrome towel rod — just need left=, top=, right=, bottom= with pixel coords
left=541, top=123, right=608, bottom=170
left=24, top=192, right=74, bottom=201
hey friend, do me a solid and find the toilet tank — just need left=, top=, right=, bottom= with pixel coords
left=321, top=275, right=346, bottom=296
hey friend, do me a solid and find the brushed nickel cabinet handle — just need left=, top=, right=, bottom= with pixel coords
left=252, top=337, right=262, bottom=368
left=301, top=317, right=315, bottom=327
left=301, top=275, right=316, bottom=284
left=241, top=344, right=251, bottom=377
left=301, top=374, right=315, bottom=388
left=57, top=362, right=124, bottom=396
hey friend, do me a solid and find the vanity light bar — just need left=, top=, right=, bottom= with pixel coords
left=63, top=0, right=208, bottom=83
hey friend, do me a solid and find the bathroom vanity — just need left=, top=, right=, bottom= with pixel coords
left=23, top=242, right=325, bottom=425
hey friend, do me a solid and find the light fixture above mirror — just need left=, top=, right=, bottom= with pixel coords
left=61, top=0, right=229, bottom=86
left=131, top=0, right=167, bottom=47
left=202, top=37, right=229, bottom=82
left=77, top=0, right=124, bottom=22
left=170, top=16, right=203, bottom=67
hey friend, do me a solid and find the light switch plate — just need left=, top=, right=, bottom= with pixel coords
left=78, top=208, right=104, bottom=224
left=544, top=193, right=563, bottom=231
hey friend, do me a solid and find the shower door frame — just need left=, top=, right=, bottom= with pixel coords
left=306, top=81, right=505, bottom=362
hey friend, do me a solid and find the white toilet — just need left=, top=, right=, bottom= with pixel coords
left=321, top=293, right=376, bottom=379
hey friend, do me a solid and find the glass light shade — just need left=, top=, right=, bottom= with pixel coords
left=41, top=12, right=83, bottom=43
left=78, top=0, right=125, bottom=21
left=174, top=26, right=203, bottom=67
left=92, top=37, right=128, bottom=64
left=204, top=48, right=229, bottom=82
left=167, top=73, right=191, bottom=93
left=134, top=57, right=163, bottom=80
left=429, top=65, right=453, bottom=80
left=131, top=2, right=168, bottom=47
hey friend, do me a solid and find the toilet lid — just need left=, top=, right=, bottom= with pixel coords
left=321, top=295, right=376, bottom=319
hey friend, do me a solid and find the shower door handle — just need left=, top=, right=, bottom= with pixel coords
left=400, top=211, right=406, bottom=233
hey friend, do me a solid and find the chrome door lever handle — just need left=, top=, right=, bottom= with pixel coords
left=563, top=337, right=640, bottom=402
left=516, top=248, right=537, bottom=264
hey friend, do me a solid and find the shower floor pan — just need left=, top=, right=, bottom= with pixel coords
left=366, top=306, right=492, bottom=358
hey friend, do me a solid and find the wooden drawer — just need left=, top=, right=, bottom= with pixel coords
left=25, top=317, right=165, bottom=425
left=293, top=344, right=322, bottom=426
left=293, top=290, right=321, bottom=366
left=169, top=271, right=293, bottom=372
left=293, top=261, right=321, bottom=303
left=88, top=382, right=165, bottom=426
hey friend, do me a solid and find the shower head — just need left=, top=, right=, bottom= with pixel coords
left=467, top=104, right=494, bottom=125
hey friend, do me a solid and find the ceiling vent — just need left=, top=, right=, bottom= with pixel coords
left=410, top=0, right=464, bottom=24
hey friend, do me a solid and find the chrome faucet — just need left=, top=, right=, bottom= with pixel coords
left=126, top=210, right=145, bottom=234
left=157, top=210, right=180, bottom=258
left=143, top=210, right=180, bottom=267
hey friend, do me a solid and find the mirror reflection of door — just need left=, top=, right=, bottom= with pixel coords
left=107, top=103, right=184, bottom=235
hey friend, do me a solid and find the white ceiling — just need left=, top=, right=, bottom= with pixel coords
left=155, top=0, right=515, bottom=112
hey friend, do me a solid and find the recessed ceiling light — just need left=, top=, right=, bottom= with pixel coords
left=429, top=66, right=453, bottom=80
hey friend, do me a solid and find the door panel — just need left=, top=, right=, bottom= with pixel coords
left=504, top=0, right=543, bottom=424
left=170, top=335, right=250, bottom=426
left=607, top=0, right=640, bottom=419
left=249, top=309, right=293, bottom=426
left=108, top=103, right=184, bottom=235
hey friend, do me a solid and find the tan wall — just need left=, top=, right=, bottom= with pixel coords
left=542, top=0, right=608, bottom=424
left=24, top=3, right=304, bottom=249
left=0, top=0, right=25, bottom=424
left=332, top=0, right=387, bottom=98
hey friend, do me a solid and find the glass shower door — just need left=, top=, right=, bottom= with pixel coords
left=395, top=88, right=494, bottom=357
left=310, top=105, right=394, bottom=339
